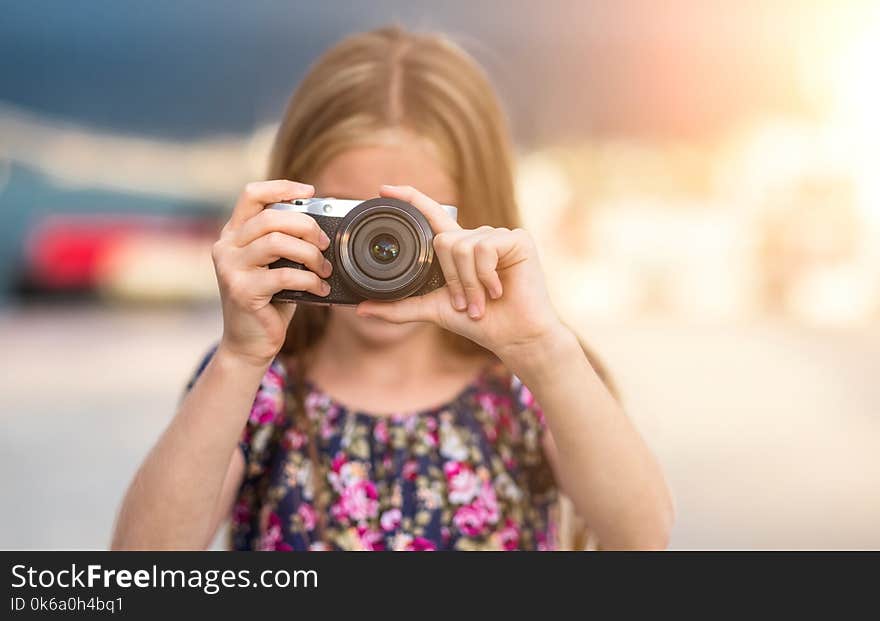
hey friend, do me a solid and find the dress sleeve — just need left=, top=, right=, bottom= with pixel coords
left=237, top=358, right=287, bottom=474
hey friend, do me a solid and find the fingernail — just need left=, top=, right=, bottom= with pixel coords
left=322, top=259, right=332, bottom=276
left=320, top=281, right=330, bottom=295
left=489, top=285, right=502, bottom=300
left=453, top=294, right=467, bottom=311
left=381, top=184, right=396, bottom=191
left=319, top=231, right=331, bottom=247
left=467, top=303, right=481, bottom=319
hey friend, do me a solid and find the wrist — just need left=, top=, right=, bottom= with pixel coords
left=496, top=321, right=580, bottom=384
left=215, top=339, right=277, bottom=373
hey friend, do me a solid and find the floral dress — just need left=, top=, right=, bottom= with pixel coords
left=188, top=351, right=558, bottom=551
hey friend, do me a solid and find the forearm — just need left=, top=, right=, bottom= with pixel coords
left=111, top=345, right=266, bottom=550
left=499, top=326, right=674, bottom=550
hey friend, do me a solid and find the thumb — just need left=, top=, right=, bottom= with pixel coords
left=356, top=294, right=438, bottom=325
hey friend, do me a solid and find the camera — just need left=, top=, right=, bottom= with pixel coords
left=266, top=197, right=457, bottom=305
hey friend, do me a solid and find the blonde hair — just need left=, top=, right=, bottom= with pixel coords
left=269, top=26, right=519, bottom=232
left=266, top=26, right=612, bottom=549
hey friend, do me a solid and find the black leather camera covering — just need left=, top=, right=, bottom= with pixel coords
left=269, top=209, right=445, bottom=305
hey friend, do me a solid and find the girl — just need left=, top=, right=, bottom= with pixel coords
left=112, top=26, right=673, bottom=551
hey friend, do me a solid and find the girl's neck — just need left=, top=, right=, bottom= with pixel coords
left=301, top=314, right=489, bottom=415
left=310, top=319, right=450, bottom=384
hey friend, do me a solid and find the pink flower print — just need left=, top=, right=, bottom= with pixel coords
left=406, top=537, right=436, bottom=551
left=380, top=508, right=402, bottom=532
left=534, top=405, right=547, bottom=429
left=331, top=480, right=379, bottom=523
left=479, top=391, right=513, bottom=417
left=452, top=481, right=501, bottom=538
left=357, top=525, right=385, bottom=551
left=519, top=383, right=536, bottom=409
left=444, top=461, right=480, bottom=504
left=260, top=513, right=292, bottom=551
left=297, top=503, right=317, bottom=531
left=232, top=498, right=250, bottom=526
left=328, top=460, right=369, bottom=494
left=402, top=459, right=419, bottom=481
left=453, top=503, right=488, bottom=537
left=320, top=413, right=337, bottom=440
left=304, top=391, right=331, bottom=420
left=327, top=453, right=349, bottom=493
left=263, top=365, right=285, bottom=391
left=282, top=428, right=307, bottom=451
left=477, top=482, right=500, bottom=523
left=477, top=392, right=501, bottom=419
left=403, top=415, right=419, bottom=434
left=423, top=427, right=439, bottom=448
left=373, top=420, right=389, bottom=443
left=499, top=410, right=521, bottom=441
left=331, top=452, right=347, bottom=474
left=536, top=529, right=549, bottom=551
left=497, top=518, right=520, bottom=551
left=249, top=389, right=281, bottom=425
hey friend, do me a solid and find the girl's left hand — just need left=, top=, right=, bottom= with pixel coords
left=356, top=185, right=568, bottom=360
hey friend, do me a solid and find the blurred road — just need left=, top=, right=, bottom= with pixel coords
left=1, top=306, right=878, bottom=549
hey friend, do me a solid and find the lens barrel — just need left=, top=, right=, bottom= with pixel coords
left=335, top=198, right=435, bottom=300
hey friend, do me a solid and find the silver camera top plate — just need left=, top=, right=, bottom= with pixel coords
left=267, top=197, right=458, bottom=221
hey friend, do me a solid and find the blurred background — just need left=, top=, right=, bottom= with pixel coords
left=1, top=0, right=878, bottom=549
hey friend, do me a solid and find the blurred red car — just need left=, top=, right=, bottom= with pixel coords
left=23, top=214, right=220, bottom=302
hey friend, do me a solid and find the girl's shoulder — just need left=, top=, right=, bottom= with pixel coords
left=185, top=344, right=287, bottom=391
left=184, top=345, right=290, bottom=427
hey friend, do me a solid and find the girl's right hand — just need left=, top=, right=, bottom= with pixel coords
left=211, top=180, right=333, bottom=366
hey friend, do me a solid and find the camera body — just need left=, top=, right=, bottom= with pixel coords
left=267, top=197, right=457, bottom=305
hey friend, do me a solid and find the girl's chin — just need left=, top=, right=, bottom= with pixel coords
left=332, top=306, right=424, bottom=343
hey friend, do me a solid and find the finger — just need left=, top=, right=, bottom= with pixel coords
left=356, top=292, right=439, bottom=325
left=474, top=229, right=507, bottom=300
left=242, top=232, right=331, bottom=278
left=236, top=208, right=329, bottom=250
left=229, top=180, right=314, bottom=228
left=252, top=267, right=330, bottom=299
left=432, top=229, right=470, bottom=311
left=452, top=229, right=495, bottom=320
left=379, top=185, right=460, bottom=234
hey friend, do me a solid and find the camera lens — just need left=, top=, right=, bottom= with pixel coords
left=351, top=216, right=416, bottom=281
left=369, top=234, right=400, bottom=264
left=335, top=198, right=436, bottom=300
